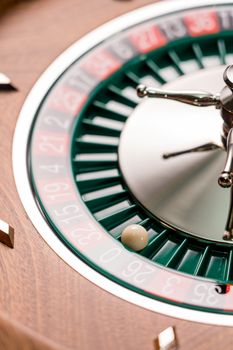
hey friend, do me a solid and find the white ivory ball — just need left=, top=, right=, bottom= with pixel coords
left=121, top=224, right=149, bottom=251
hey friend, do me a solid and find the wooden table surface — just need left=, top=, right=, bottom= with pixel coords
left=1, top=0, right=233, bottom=349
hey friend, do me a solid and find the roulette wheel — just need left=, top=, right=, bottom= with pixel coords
left=4, top=0, right=233, bottom=348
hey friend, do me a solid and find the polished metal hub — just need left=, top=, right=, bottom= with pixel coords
left=119, top=66, right=232, bottom=243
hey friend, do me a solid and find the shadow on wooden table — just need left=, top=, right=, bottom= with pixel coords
left=0, top=0, right=36, bottom=17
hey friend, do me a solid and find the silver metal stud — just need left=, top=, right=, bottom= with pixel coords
left=154, top=326, right=178, bottom=350
left=0, top=73, right=17, bottom=91
left=0, top=219, right=14, bottom=248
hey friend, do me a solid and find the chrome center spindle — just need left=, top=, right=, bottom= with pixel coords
left=217, top=65, right=233, bottom=188
left=220, top=65, right=233, bottom=141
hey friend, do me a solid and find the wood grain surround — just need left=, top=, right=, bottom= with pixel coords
left=0, top=0, right=233, bottom=349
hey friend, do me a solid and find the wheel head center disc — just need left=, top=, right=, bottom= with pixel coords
left=119, top=66, right=231, bottom=243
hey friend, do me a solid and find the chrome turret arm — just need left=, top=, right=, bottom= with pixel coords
left=136, top=84, right=220, bottom=107
left=163, top=142, right=221, bottom=160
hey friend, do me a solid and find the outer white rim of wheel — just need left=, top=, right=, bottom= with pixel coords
left=13, top=0, right=233, bottom=326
